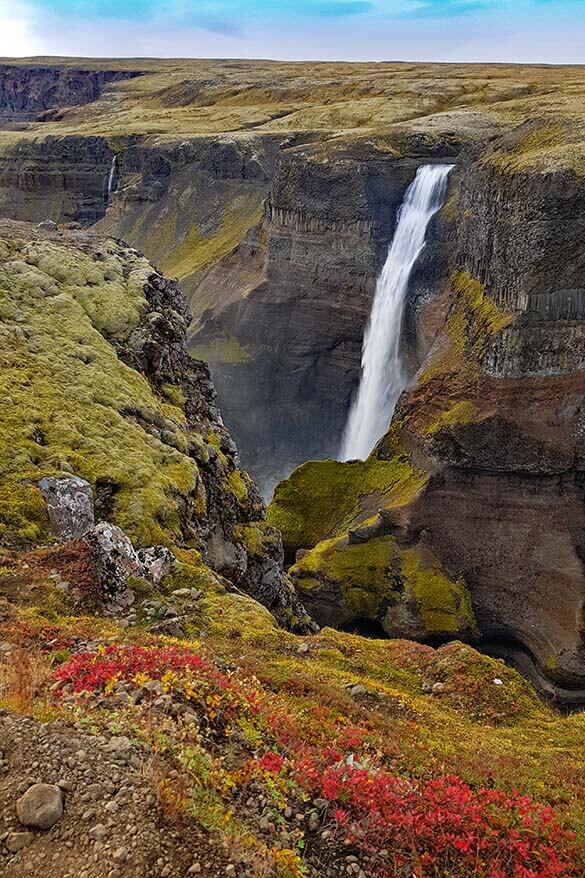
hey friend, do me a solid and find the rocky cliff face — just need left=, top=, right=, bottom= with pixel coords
left=0, top=66, right=140, bottom=122
left=190, top=144, right=460, bottom=495
left=269, top=143, right=585, bottom=699
left=0, top=220, right=308, bottom=629
left=0, top=136, right=117, bottom=225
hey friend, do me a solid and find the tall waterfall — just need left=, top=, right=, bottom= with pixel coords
left=107, top=156, right=117, bottom=197
left=340, top=164, right=454, bottom=461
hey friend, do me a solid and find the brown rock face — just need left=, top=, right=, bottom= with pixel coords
left=398, top=158, right=585, bottom=691
left=271, top=153, right=585, bottom=697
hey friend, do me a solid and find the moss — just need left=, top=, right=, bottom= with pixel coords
left=160, top=556, right=219, bottom=596
left=191, top=333, right=253, bottom=365
left=486, top=123, right=566, bottom=174
left=425, top=400, right=480, bottom=436
left=233, top=522, right=280, bottom=559
left=421, top=271, right=513, bottom=385
left=160, top=198, right=264, bottom=282
left=226, top=469, right=249, bottom=505
left=401, top=548, right=477, bottom=637
left=268, top=456, right=427, bottom=555
left=292, top=535, right=399, bottom=619
left=0, top=236, right=203, bottom=546
left=160, top=383, right=187, bottom=407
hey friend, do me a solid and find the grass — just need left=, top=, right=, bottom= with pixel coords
left=2, top=58, right=585, bottom=173
left=1, top=555, right=584, bottom=874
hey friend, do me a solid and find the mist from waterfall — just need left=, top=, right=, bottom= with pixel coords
left=340, top=164, right=454, bottom=462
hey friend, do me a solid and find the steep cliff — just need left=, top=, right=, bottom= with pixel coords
left=0, top=220, right=308, bottom=628
left=0, top=65, right=140, bottom=122
left=269, top=133, right=585, bottom=698
left=0, top=57, right=569, bottom=492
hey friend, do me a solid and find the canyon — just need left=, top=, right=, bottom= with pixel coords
left=0, top=58, right=584, bottom=699
left=1, top=57, right=585, bottom=878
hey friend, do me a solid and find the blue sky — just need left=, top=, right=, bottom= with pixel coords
left=1, top=0, right=584, bottom=61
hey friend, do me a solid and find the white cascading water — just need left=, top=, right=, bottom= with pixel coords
left=340, top=164, right=454, bottom=461
left=107, top=156, right=117, bottom=197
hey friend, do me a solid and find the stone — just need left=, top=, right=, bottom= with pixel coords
left=349, top=684, right=367, bottom=698
left=137, top=546, right=176, bottom=585
left=297, top=643, right=310, bottom=654
left=38, top=476, right=95, bottom=540
left=38, top=220, right=58, bottom=231
left=88, top=823, right=108, bottom=841
left=84, top=523, right=142, bottom=602
left=113, top=846, right=128, bottom=863
left=106, top=736, right=132, bottom=760
left=5, top=831, right=35, bottom=852
left=17, top=783, right=63, bottom=830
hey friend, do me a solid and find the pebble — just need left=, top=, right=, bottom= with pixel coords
left=88, top=823, right=108, bottom=841
left=5, top=831, right=35, bottom=852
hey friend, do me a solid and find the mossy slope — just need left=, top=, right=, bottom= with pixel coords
left=0, top=231, right=198, bottom=545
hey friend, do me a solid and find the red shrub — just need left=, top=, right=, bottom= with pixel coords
left=293, top=758, right=577, bottom=878
left=54, top=644, right=210, bottom=692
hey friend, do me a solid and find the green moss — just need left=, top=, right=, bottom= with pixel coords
left=421, top=271, right=513, bottom=384
left=292, top=535, right=399, bottom=619
left=226, top=469, right=249, bottom=505
left=160, top=383, right=187, bottom=406
left=268, top=456, right=427, bottom=555
left=486, top=124, right=566, bottom=174
left=233, top=522, right=280, bottom=558
left=191, top=333, right=253, bottom=365
left=160, top=557, right=219, bottom=596
left=160, top=198, right=264, bottom=282
left=401, top=548, right=477, bottom=637
left=425, top=400, right=480, bottom=436
left=0, top=236, right=202, bottom=546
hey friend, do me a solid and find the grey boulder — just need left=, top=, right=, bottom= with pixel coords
left=17, top=783, right=63, bottom=830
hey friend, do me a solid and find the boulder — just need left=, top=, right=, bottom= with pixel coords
left=17, top=783, right=63, bottom=830
left=137, top=546, right=176, bottom=585
left=84, top=522, right=141, bottom=602
left=38, top=476, right=95, bottom=540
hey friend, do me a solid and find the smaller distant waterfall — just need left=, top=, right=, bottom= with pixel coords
left=340, top=164, right=454, bottom=462
left=107, top=156, right=117, bottom=198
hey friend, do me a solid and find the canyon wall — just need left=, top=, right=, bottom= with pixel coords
left=270, top=142, right=585, bottom=697
left=0, top=65, right=139, bottom=122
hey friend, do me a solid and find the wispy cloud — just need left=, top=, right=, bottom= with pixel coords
left=0, top=0, right=584, bottom=62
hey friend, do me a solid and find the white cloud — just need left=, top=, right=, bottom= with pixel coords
left=0, top=0, right=43, bottom=56
left=0, top=0, right=583, bottom=63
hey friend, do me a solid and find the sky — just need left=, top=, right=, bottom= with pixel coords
left=1, top=0, right=584, bottom=63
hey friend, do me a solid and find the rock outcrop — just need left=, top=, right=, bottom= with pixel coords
left=269, top=143, right=585, bottom=697
left=0, top=65, right=140, bottom=122
left=0, top=220, right=309, bottom=630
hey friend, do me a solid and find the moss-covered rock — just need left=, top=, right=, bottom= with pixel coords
left=290, top=533, right=476, bottom=642
left=0, top=221, right=309, bottom=632
left=268, top=455, right=427, bottom=558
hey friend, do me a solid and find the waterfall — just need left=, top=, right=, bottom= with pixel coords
left=107, top=156, right=117, bottom=197
left=340, top=164, right=454, bottom=462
